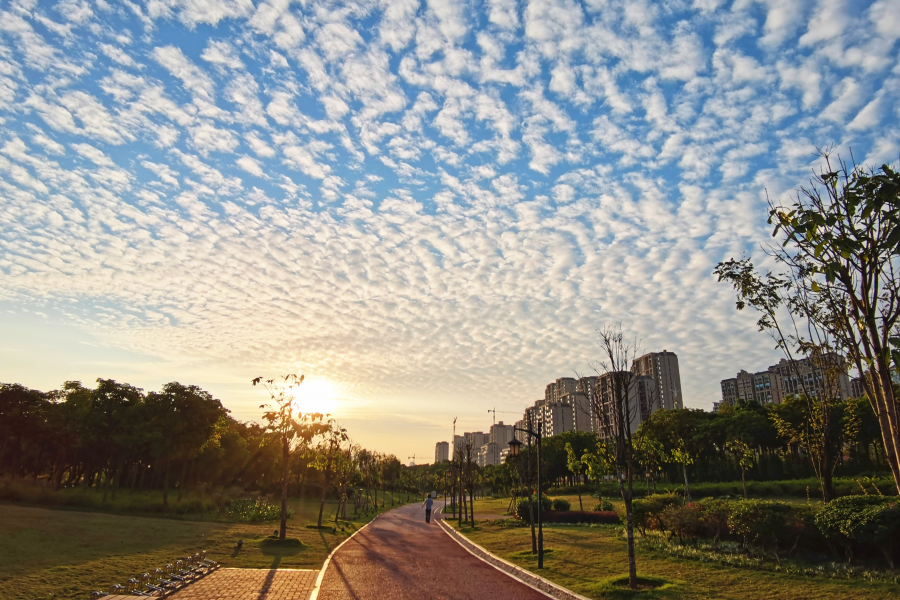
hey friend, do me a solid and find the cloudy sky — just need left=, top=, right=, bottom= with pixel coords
left=1, top=0, right=897, bottom=460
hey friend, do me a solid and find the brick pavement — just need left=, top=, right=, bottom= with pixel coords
left=105, top=568, right=318, bottom=600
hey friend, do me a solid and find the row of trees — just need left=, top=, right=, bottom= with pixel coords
left=0, top=377, right=426, bottom=535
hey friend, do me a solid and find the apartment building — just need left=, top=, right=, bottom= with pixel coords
left=489, top=421, right=515, bottom=447
left=463, top=431, right=488, bottom=451
left=434, top=441, right=449, bottom=463
left=632, top=350, right=683, bottom=410
left=719, top=355, right=853, bottom=407
left=590, top=372, right=656, bottom=440
left=477, top=442, right=501, bottom=467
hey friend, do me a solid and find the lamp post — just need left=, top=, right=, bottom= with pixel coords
left=509, top=422, right=543, bottom=569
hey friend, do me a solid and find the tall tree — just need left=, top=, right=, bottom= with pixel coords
left=715, top=154, right=900, bottom=494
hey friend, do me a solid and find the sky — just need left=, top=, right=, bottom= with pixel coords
left=1, top=0, right=898, bottom=461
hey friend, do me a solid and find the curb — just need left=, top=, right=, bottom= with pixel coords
left=437, top=517, right=593, bottom=600
left=308, top=514, right=379, bottom=600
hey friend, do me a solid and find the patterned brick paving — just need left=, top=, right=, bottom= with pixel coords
left=105, top=568, right=318, bottom=600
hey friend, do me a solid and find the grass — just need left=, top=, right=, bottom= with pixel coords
left=0, top=494, right=413, bottom=600
left=448, top=520, right=900, bottom=599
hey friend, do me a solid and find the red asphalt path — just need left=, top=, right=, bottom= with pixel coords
left=317, top=503, right=549, bottom=600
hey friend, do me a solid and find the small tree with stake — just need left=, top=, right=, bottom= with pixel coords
left=253, top=375, right=327, bottom=540
left=584, top=324, right=644, bottom=590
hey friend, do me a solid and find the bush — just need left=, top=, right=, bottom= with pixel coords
left=593, top=499, right=614, bottom=512
left=815, top=495, right=900, bottom=568
left=226, top=498, right=285, bottom=522
left=700, top=499, right=733, bottom=545
left=515, top=494, right=552, bottom=521
left=552, top=497, right=571, bottom=511
left=543, top=510, right=620, bottom=524
left=660, top=502, right=707, bottom=541
left=728, top=500, right=799, bottom=556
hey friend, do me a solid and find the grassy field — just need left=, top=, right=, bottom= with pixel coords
left=450, top=520, right=900, bottom=600
left=0, top=493, right=413, bottom=600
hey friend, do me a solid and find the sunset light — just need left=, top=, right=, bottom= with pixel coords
left=290, top=378, right=340, bottom=416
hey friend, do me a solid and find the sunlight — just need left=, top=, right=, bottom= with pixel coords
left=290, top=378, right=339, bottom=416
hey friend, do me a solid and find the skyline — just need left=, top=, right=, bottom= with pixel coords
left=1, top=0, right=898, bottom=460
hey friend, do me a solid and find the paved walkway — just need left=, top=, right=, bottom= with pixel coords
left=317, top=503, right=549, bottom=600
left=106, top=568, right=317, bottom=600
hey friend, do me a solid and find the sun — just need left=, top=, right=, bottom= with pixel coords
left=290, top=378, right=339, bottom=416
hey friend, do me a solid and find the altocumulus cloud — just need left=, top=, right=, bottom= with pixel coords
left=1, top=0, right=899, bottom=425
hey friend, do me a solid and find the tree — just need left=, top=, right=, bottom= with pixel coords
left=564, top=442, right=585, bottom=511
left=716, top=154, right=900, bottom=495
left=253, top=375, right=327, bottom=540
left=725, top=440, right=755, bottom=499
left=314, top=419, right=349, bottom=527
left=585, top=324, right=642, bottom=590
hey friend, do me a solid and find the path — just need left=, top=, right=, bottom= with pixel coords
left=105, top=568, right=317, bottom=600
left=317, top=503, right=548, bottom=600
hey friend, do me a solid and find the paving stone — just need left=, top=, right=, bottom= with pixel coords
left=167, top=569, right=317, bottom=600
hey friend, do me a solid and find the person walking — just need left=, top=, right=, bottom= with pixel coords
left=422, top=493, right=434, bottom=523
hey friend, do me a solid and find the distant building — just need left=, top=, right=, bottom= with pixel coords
left=464, top=431, right=488, bottom=450
left=719, top=354, right=853, bottom=407
left=477, top=442, right=501, bottom=467
left=850, top=377, right=865, bottom=398
left=591, top=372, right=656, bottom=440
left=489, top=421, right=515, bottom=447
left=434, top=441, right=449, bottom=463
left=452, top=435, right=464, bottom=458
left=632, top=350, right=683, bottom=410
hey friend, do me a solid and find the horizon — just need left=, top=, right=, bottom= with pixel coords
left=2, top=0, right=897, bottom=460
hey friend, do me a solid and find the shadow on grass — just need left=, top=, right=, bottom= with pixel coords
left=590, top=574, right=679, bottom=599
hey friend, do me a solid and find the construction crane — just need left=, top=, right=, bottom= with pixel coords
left=407, top=454, right=429, bottom=466
left=488, top=407, right=520, bottom=425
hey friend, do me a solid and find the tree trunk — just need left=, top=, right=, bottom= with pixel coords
left=177, top=459, right=189, bottom=503
left=682, top=463, right=691, bottom=503
left=577, top=477, right=583, bottom=512
left=741, top=468, right=748, bottom=499
left=162, top=461, right=170, bottom=512
left=281, top=435, right=290, bottom=540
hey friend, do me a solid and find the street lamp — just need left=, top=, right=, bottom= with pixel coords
left=509, top=422, right=544, bottom=569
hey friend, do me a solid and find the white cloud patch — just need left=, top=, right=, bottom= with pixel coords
left=0, top=0, right=895, bottom=458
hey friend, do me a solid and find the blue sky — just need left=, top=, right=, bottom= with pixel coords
left=1, top=0, right=898, bottom=459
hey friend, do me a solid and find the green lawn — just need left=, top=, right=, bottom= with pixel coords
left=0, top=494, right=412, bottom=600
left=449, top=520, right=900, bottom=599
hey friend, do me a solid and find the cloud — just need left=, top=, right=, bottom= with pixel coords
left=0, top=0, right=895, bottom=460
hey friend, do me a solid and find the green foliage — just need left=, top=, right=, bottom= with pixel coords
left=225, top=497, right=287, bottom=522
left=593, top=499, right=614, bottom=512
left=515, top=493, right=552, bottom=522
left=621, top=494, right=681, bottom=535
left=815, top=495, right=900, bottom=566
left=551, top=497, right=571, bottom=511
left=660, top=502, right=707, bottom=541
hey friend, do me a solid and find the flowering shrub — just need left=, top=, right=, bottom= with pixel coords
left=552, top=497, right=571, bottom=511
left=225, top=497, right=286, bottom=522
left=660, top=502, right=707, bottom=542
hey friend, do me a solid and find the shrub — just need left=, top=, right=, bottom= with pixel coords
left=728, top=500, right=798, bottom=557
left=515, top=494, right=552, bottom=521
left=593, top=499, right=614, bottom=512
left=543, top=510, right=620, bottom=524
left=552, top=497, right=571, bottom=511
left=225, top=498, right=285, bottom=522
left=815, top=495, right=900, bottom=568
left=660, top=502, right=707, bottom=541
left=700, top=499, right=733, bottom=545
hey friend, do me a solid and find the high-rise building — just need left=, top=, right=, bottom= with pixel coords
left=490, top=421, right=515, bottom=447
left=434, top=441, right=449, bottom=463
left=632, top=350, right=683, bottom=410
left=452, top=434, right=464, bottom=458
left=477, top=442, right=501, bottom=467
left=590, top=372, right=656, bottom=440
left=464, top=431, right=488, bottom=450
left=719, top=354, right=853, bottom=407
